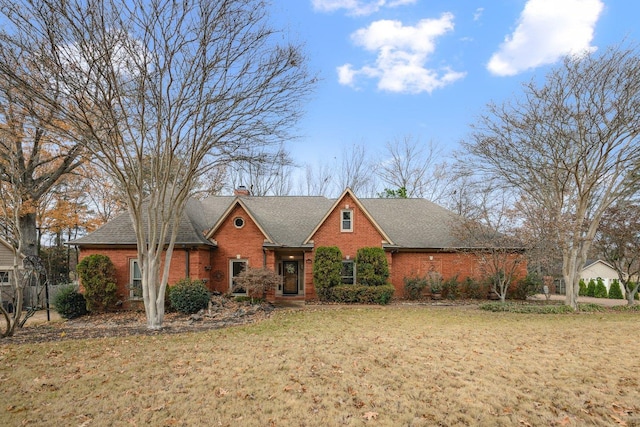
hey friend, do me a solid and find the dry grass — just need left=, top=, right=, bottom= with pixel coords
left=1, top=305, right=639, bottom=426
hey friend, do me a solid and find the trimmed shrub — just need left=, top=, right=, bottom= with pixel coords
left=313, top=247, right=343, bottom=300
left=512, top=273, right=542, bottom=300
left=608, top=280, right=624, bottom=299
left=578, top=279, right=587, bottom=296
left=233, top=267, right=281, bottom=302
left=586, top=279, right=596, bottom=297
left=461, top=277, right=486, bottom=299
left=330, top=284, right=394, bottom=305
left=594, top=278, right=608, bottom=298
left=169, top=278, right=210, bottom=314
left=441, top=276, right=460, bottom=300
left=479, top=302, right=575, bottom=314
left=403, top=276, right=427, bottom=300
left=355, top=247, right=389, bottom=286
left=76, top=254, right=118, bottom=312
left=54, top=284, right=88, bottom=319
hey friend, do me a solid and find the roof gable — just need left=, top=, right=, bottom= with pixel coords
left=303, top=188, right=393, bottom=245
left=205, top=198, right=273, bottom=243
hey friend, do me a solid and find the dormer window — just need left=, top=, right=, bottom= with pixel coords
left=341, top=209, right=353, bottom=232
left=233, top=217, right=245, bottom=228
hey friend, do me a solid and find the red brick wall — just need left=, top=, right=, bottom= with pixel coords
left=78, top=246, right=212, bottom=308
left=311, top=194, right=385, bottom=259
left=208, top=204, right=268, bottom=294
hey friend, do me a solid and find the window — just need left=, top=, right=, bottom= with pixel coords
left=341, top=260, right=355, bottom=284
left=230, top=259, right=247, bottom=294
left=130, top=259, right=142, bottom=299
left=233, top=217, right=245, bottom=228
left=341, top=209, right=353, bottom=232
left=0, top=271, right=9, bottom=284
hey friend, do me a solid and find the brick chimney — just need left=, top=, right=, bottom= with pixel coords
left=234, top=185, right=250, bottom=196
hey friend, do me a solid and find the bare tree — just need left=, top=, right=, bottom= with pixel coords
left=227, top=145, right=295, bottom=196
left=335, top=143, right=377, bottom=196
left=0, top=49, right=86, bottom=259
left=376, top=136, right=451, bottom=201
left=593, top=202, right=640, bottom=305
left=453, top=183, right=527, bottom=302
left=463, top=44, right=640, bottom=309
left=299, top=162, right=333, bottom=196
left=0, top=0, right=315, bottom=328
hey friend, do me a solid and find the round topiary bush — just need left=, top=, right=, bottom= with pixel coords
left=169, top=278, right=211, bottom=314
left=54, top=285, right=88, bottom=319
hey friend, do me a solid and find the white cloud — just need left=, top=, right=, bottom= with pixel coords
left=311, top=0, right=417, bottom=16
left=337, top=13, right=465, bottom=94
left=473, top=7, right=484, bottom=22
left=487, top=0, right=604, bottom=76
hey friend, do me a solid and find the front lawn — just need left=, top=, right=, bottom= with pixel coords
left=1, top=306, right=638, bottom=426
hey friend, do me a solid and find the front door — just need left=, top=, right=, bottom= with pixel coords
left=282, top=261, right=299, bottom=295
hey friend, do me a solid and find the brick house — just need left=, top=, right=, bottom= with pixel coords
left=71, top=188, right=517, bottom=306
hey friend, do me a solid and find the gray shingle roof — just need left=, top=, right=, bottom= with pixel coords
left=360, top=198, right=462, bottom=249
left=240, top=196, right=333, bottom=246
left=71, top=193, right=463, bottom=249
left=70, top=198, right=216, bottom=246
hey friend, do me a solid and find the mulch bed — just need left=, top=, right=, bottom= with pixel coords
left=1, top=296, right=275, bottom=345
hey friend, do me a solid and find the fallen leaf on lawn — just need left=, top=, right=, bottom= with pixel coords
left=363, top=411, right=378, bottom=421
left=609, top=414, right=627, bottom=426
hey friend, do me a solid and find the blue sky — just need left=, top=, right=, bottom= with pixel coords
left=272, top=0, right=637, bottom=168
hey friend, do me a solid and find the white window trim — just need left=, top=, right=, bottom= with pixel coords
left=229, top=259, right=248, bottom=295
left=130, top=259, right=143, bottom=300
left=341, top=260, right=356, bottom=285
left=341, top=209, right=353, bottom=232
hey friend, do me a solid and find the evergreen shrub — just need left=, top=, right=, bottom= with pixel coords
left=608, top=280, right=624, bottom=299
left=403, top=276, right=427, bottom=300
left=169, top=278, right=210, bottom=314
left=313, top=247, right=343, bottom=301
left=586, top=279, right=596, bottom=297
left=76, top=254, right=118, bottom=312
left=594, top=278, right=608, bottom=298
left=578, top=279, right=587, bottom=296
left=355, top=247, right=389, bottom=286
left=330, top=284, right=394, bottom=304
left=54, top=285, right=88, bottom=319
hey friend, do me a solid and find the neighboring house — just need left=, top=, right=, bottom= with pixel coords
left=580, top=259, right=625, bottom=296
left=0, top=238, right=24, bottom=313
left=70, top=188, right=525, bottom=307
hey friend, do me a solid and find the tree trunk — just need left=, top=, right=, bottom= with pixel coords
left=18, top=212, right=38, bottom=258
left=626, top=284, right=638, bottom=306
left=563, top=247, right=580, bottom=310
left=142, top=256, right=164, bottom=330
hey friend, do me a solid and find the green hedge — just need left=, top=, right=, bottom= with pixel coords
left=330, top=284, right=395, bottom=305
